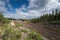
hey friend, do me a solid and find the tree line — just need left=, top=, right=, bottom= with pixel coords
left=0, top=13, right=10, bottom=24
left=30, top=9, right=60, bottom=23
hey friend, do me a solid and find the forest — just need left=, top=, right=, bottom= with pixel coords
left=30, top=9, right=60, bottom=24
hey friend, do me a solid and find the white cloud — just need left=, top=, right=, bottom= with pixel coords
left=0, top=1, right=6, bottom=12
left=0, top=0, right=60, bottom=19
left=0, top=1, right=5, bottom=6
left=28, top=0, right=60, bottom=15
left=8, top=4, right=13, bottom=10
left=45, top=0, right=60, bottom=10
left=28, top=0, right=49, bottom=10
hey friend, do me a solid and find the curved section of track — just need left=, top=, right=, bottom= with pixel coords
left=14, top=20, right=60, bottom=40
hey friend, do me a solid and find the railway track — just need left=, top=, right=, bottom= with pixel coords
left=14, top=20, right=60, bottom=40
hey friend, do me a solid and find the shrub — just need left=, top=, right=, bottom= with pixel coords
left=2, top=26, right=21, bottom=40
left=26, top=31, right=43, bottom=40
left=21, top=29, right=28, bottom=33
left=0, top=13, right=10, bottom=24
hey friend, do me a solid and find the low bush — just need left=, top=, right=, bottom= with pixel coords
left=25, top=31, right=43, bottom=40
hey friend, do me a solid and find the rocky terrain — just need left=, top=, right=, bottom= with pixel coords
left=0, top=20, right=43, bottom=40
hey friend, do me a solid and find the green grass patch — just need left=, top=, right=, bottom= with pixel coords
left=15, top=24, right=23, bottom=27
left=21, top=29, right=28, bottom=33
left=25, top=31, right=43, bottom=40
left=0, top=24, right=22, bottom=40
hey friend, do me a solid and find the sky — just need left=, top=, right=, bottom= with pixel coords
left=0, top=0, right=60, bottom=19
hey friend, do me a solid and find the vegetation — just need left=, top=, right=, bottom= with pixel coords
left=25, top=31, right=43, bottom=40
left=0, top=13, right=21, bottom=40
left=2, top=25, right=21, bottom=40
left=0, top=13, right=43, bottom=40
left=0, top=13, right=10, bottom=24
left=21, top=29, right=28, bottom=33
left=15, top=23, right=23, bottom=27
left=30, top=9, right=60, bottom=23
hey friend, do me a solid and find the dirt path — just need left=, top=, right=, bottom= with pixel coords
left=10, top=20, right=15, bottom=26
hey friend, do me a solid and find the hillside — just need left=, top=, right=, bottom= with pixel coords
left=0, top=20, right=43, bottom=40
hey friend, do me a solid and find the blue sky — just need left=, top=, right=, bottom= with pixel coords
left=9, top=0, right=29, bottom=9
left=0, top=0, right=60, bottom=19
left=5, top=0, right=29, bottom=13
